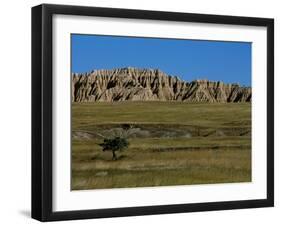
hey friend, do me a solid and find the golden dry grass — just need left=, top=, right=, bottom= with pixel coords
left=71, top=102, right=251, bottom=190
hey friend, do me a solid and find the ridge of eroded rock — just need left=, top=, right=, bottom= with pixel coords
left=72, top=67, right=251, bottom=103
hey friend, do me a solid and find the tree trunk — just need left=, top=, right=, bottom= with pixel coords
left=112, top=150, right=117, bottom=160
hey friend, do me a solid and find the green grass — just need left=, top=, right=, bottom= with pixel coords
left=71, top=102, right=251, bottom=190
left=72, top=102, right=251, bottom=128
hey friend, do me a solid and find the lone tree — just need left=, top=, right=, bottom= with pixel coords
left=99, top=137, right=129, bottom=160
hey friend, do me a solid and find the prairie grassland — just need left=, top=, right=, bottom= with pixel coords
left=71, top=102, right=251, bottom=190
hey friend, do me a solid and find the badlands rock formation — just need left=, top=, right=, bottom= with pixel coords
left=72, top=67, right=251, bottom=103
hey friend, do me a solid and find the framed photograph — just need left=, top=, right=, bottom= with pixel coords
left=32, top=4, right=274, bottom=221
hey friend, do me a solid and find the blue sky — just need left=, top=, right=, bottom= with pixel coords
left=71, top=34, right=251, bottom=86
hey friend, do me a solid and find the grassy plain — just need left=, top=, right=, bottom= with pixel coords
left=71, top=102, right=251, bottom=190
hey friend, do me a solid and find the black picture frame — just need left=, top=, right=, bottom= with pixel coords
left=32, top=3, right=274, bottom=222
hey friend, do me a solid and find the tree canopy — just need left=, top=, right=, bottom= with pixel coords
left=99, top=137, right=129, bottom=160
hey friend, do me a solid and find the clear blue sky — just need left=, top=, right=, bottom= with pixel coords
left=71, top=34, right=251, bottom=86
